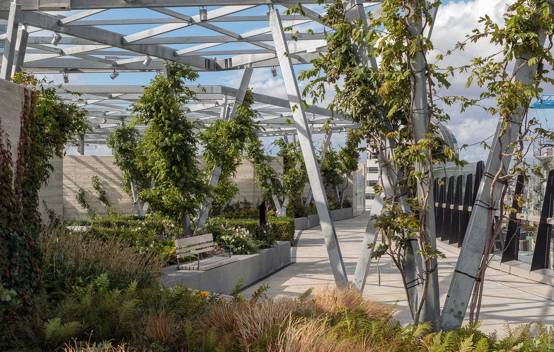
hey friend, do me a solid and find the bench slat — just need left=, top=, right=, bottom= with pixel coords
left=182, top=247, right=217, bottom=256
left=175, top=234, right=213, bottom=248
left=177, top=244, right=216, bottom=256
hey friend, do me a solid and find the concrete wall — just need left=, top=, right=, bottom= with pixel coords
left=63, top=156, right=283, bottom=220
left=63, top=155, right=133, bottom=220
left=38, top=157, right=63, bottom=219
left=0, top=78, right=24, bottom=169
left=0, top=78, right=62, bottom=220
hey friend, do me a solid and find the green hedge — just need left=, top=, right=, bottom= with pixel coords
left=67, top=214, right=294, bottom=264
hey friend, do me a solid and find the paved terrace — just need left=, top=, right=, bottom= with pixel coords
left=243, top=214, right=554, bottom=333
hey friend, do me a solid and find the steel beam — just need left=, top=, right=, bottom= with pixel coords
left=123, top=5, right=255, bottom=43
left=270, top=6, right=348, bottom=287
left=0, top=1, right=18, bottom=80
left=12, top=23, right=28, bottom=73
left=440, top=23, right=549, bottom=329
left=0, top=0, right=348, bottom=11
left=1, top=10, right=217, bottom=70
left=406, top=0, right=439, bottom=325
left=304, top=128, right=332, bottom=207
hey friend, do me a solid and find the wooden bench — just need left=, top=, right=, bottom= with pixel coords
left=175, top=234, right=235, bottom=271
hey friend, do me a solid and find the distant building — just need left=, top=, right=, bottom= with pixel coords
left=365, top=153, right=379, bottom=209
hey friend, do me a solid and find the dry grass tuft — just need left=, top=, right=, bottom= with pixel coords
left=272, top=318, right=366, bottom=352
left=41, top=229, right=163, bottom=289
left=142, top=309, right=180, bottom=345
left=310, top=286, right=393, bottom=320
left=63, top=341, right=128, bottom=352
left=196, top=297, right=301, bottom=349
left=233, top=298, right=300, bottom=346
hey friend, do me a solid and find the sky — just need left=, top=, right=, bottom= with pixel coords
left=33, top=0, right=553, bottom=163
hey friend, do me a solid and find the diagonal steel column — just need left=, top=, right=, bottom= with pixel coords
left=12, top=24, right=28, bottom=73
left=349, top=1, right=426, bottom=303
left=441, top=23, right=549, bottom=330
left=353, top=139, right=397, bottom=290
left=269, top=7, right=348, bottom=286
left=304, top=128, right=332, bottom=207
left=406, top=0, right=440, bottom=325
left=0, top=0, right=19, bottom=80
left=196, top=67, right=253, bottom=231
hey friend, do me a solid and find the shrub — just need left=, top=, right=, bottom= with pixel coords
left=220, top=206, right=259, bottom=219
left=217, top=227, right=259, bottom=255
left=206, top=216, right=294, bottom=246
left=40, top=228, right=163, bottom=295
left=68, top=213, right=181, bottom=264
left=48, top=276, right=214, bottom=350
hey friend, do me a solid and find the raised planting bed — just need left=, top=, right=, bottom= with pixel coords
left=294, top=207, right=354, bottom=231
left=161, top=241, right=291, bottom=294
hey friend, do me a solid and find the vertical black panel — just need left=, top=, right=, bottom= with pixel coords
left=473, top=161, right=484, bottom=203
left=433, top=178, right=439, bottom=237
left=450, top=175, right=463, bottom=244
left=444, top=176, right=455, bottom=241
left=437, top=177, right=446, bottom=241
left=531, top=170, right=554, bottom=271
left=459, top=174, right=473, bottom=246
left=501, top=174, right=525, bottom=262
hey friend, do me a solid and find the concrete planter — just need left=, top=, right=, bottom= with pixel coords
left=161, top=241, right=291, bottom=294
left=294, top=207, right=354, bottom=231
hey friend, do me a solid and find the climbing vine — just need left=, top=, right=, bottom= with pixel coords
left=0, top=73, right=88, bottom=346
left=199, top=90, right=260, bottom=212
left=91, top=175, right=110, bottom=210
left=107, top=126, right=150, bottom=216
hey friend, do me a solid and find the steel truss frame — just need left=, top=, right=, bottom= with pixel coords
left=0, top=0, right=382, bottom=287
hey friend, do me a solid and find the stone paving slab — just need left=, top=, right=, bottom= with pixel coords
left=243, top=214, right=554, bottom=334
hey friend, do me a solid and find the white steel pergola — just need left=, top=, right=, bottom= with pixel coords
left=1, top=0, right=385, bottom=287
left=5, top=1, right=532, bottom=330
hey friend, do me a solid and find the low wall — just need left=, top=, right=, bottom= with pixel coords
left=161, top=241, right=291, bottom=294
left=294, top=207, right=354, bottom=231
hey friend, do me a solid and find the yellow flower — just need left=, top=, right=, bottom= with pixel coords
left=199, top=291, right=209, bottom=298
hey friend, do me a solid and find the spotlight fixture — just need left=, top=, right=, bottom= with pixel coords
left=63, top=71, right=69, bottom=84
left=143, top=55, right=152, bottom=66
left=271, top=66, right=277, bottom=77
left=110, top=68, right=119, bottom=80
left=51, top=32, right=62, bottom=46
left=199, top=6, right=208, bottom=22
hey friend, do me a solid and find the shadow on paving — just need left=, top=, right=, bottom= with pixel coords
left=242, top=214, right=554, bottom=334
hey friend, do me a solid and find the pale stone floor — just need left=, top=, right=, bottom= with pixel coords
left=243, top=214, right=554, bottom=334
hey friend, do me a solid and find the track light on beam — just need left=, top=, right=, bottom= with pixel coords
left=110, top=68, right=119, bottom=80
left=271, top=66, right=277, bottom=77
left=51, top=32, right=62, bottom=46
left=199, top=6, right=208, bottom=22
left=143, top=55, right=152, bottom=66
